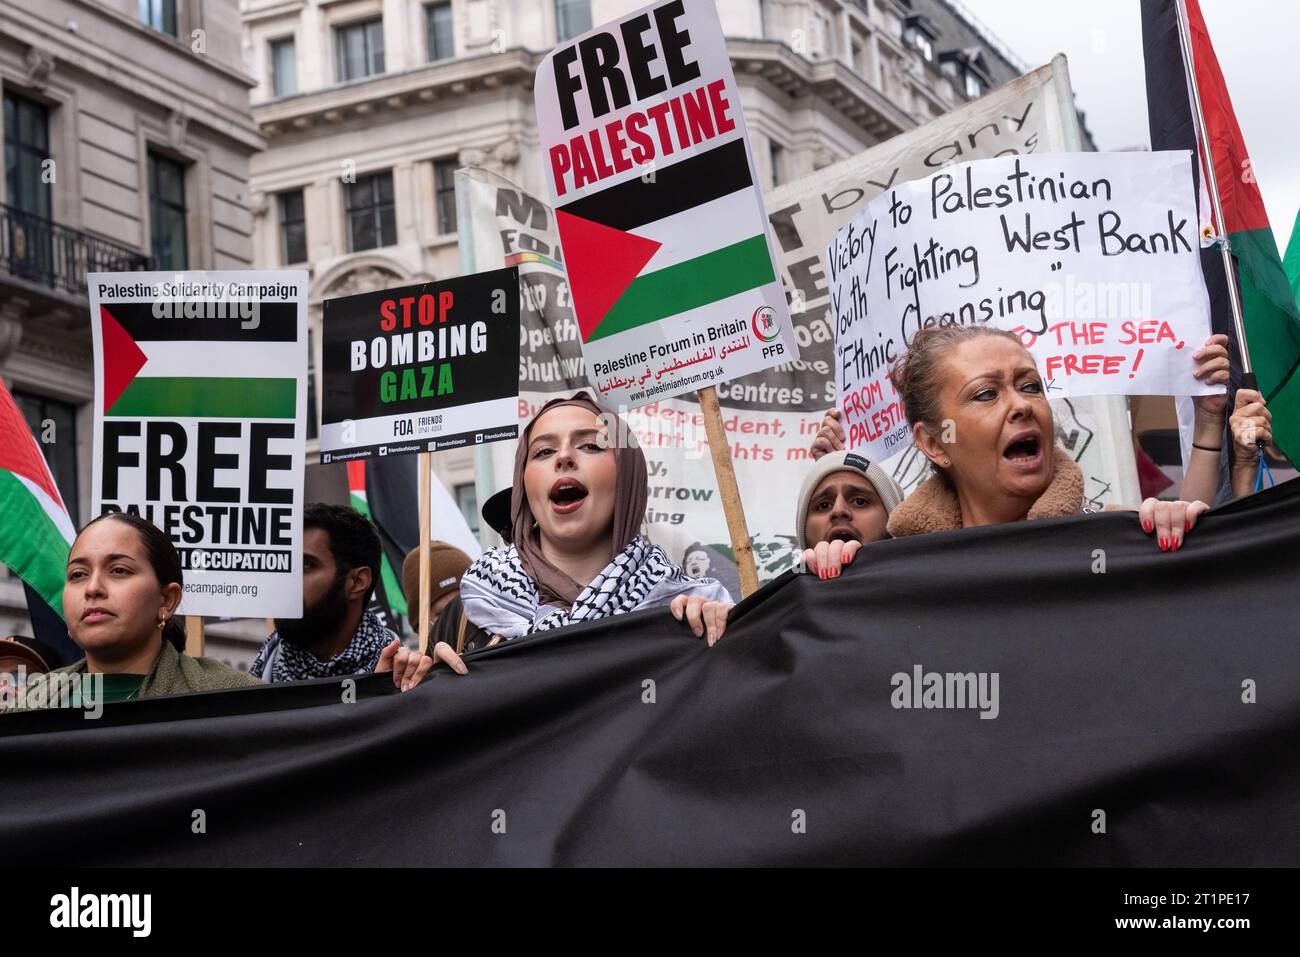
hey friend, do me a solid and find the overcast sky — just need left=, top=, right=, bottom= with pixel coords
left=960, top=0, right=1299, bottom=254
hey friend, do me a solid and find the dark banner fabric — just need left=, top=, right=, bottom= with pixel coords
left=364, top=454, right=419, bottom=573
left=3, top=480, right=1299, bottom=866
left=21, top=582, right=78, bottom=668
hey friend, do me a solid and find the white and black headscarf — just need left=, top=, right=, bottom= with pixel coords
left=461, top=534, right=729, bottom=639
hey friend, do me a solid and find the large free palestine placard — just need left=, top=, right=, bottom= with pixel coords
left=826, top=150, right=1217, bottom=460
left=89, top=271, right=308, bottom=618
left=319, top=267, right=520, bottom=461
left=535, top=0, right=799, bottom=409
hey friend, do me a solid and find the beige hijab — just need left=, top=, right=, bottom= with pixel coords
left=511, top=392, right=648, bottom=607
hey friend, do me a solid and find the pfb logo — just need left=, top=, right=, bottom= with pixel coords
left=752, top=305, right=780, bottom=343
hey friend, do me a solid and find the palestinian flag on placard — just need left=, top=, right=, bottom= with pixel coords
left=346, top=460, right=408, bottom=618
left=0, top=378, right=75, bottom=616
left=1142, top=0, right=1300, bottom=462
left=98, top=303, right=298, bottom=420
left=555, top=138, right=776, bottom=344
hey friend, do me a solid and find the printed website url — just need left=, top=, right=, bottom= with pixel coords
left=183, top=582, right=259, bottom=598
left=1114, top=917, right=1249, bottom=930
left=628, top=366, right=722, bottom=402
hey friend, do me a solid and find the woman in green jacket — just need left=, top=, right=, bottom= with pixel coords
left=14, top=511, right=258, bottom=709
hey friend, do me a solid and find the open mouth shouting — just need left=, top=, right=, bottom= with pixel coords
left=825, top=526, right=861, bottom=544
left=548, top=478, right=589, bottom=514
left=1001, top=430, right=1044, bottom=472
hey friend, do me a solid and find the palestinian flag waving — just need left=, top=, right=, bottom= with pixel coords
left=1285, top=211, right=1300, bottom=307
left=346, top=460, right=408, bottom=621
left=1143, top=0, right=1300, bottom=462
left=0, top=378, right=75, bottom=617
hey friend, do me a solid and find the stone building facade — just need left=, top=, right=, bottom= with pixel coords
left=0, top=0, right=263, bottom=657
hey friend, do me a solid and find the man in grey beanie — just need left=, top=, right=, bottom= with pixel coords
left=796, top=450, right=905, bottom=579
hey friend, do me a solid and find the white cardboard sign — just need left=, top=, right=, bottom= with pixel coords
left=90, top=271, right=307, bottom=618
left=826, top=151, right=1217, bottom=459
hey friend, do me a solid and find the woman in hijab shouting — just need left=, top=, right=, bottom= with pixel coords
left=379, top=392, right=733, bottom=690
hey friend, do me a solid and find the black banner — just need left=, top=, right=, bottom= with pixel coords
left=3, top=480, right=1298, bottom=866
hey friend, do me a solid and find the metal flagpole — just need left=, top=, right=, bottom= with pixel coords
left=1174, top=0, right=1254, bottom=383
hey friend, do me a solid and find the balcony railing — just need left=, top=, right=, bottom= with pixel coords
left=0, top=203, right=151, bottom=298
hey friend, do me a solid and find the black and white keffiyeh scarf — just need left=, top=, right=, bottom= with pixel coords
left=461, top=535, right=723, bottom=639
left=251, top=609, right=398, bottom=682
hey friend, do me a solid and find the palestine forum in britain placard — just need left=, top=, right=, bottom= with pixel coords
left=535, top=0, right=800, bottom=409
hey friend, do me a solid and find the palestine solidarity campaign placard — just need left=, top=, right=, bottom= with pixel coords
left=319, top=267, right=520, bottom=461
left=89, top=271, right=308, bottom=619
left=535, top=0, right=799, bottom=408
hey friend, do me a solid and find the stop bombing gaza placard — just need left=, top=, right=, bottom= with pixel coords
left=319, top=267, right=520, bottom=461
left=89, top=270, right=308, bottom=619
left=826, top=150, right=1217, bottom=459
left=535, top=0, right=799, bottom=409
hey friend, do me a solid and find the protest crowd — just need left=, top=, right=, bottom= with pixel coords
left=1, top=0, right=1298, bottom=879
left=0, top=320, right=1277, bottom=705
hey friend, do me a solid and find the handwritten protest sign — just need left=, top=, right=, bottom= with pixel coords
left=826, top=151, right=1216, bottom=459
left=319, top=268, right=520, bottom=461
left=534, top=0, right=798, bottom=409
left=90, top=271, right=308, bottom=618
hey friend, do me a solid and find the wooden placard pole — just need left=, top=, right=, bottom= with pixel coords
left=417, top=451, right=433, bottom=654
left=696, top=385, right=759, bottom=598
left=184, top=615, right=204, bottom=657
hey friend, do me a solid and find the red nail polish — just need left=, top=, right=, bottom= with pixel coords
left=1143, top=520, right=1152, bottom=533
left=1174, top=538, right=1181, bottom=552
left=1159, top=537, right=1167, bottom=550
